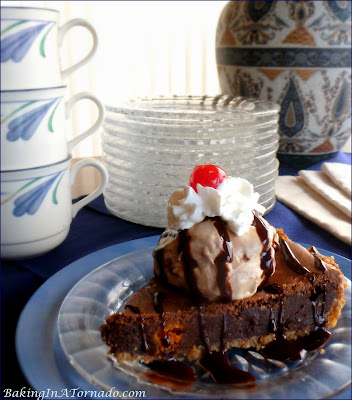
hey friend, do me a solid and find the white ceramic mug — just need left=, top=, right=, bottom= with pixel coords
left=1, top=6, right=98, bottom=90
left=1, top=157, right=108, bottom=259
left=1, top=86, right=104, bottom=170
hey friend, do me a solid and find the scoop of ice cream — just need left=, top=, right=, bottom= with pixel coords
left=168, top=177, right=265, bottom=236
left=156, top=166, right=276, bottom=302
left=154, top=217, right=277, bottom=301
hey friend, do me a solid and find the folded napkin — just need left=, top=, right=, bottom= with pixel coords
left=276, top=168, right=351, bottom=245
left=299, top=170, right=351, bottom=217
left=322, top=162, right=351, bottom=195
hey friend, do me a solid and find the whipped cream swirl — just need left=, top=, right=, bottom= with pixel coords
left=170, top=177, right=265, bottom=235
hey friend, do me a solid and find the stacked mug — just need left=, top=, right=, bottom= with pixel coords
left=1, top=6, right=108, bottom=259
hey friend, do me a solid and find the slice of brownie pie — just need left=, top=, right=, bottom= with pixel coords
left=100, top=165, right=347, bottom=384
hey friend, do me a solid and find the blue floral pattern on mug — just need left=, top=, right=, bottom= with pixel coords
left=2, top=98, right=61, bottom=141
left=1, top=20, right=55, bottom=62
left=0, top=170, right=66, bottom=217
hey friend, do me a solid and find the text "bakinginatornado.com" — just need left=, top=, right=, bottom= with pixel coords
left=3, top=387, right=147, bottom=399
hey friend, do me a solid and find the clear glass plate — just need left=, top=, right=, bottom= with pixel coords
left=104, top=114, right=279, bottom=131
left=101, top=148, right=279, bottom=171
left=103, top=117, right=279, bottom=139
left=105, top=95, right=280, bottom=121
left=58, top=247, right=351, bottom=399
left=101, top=129, right=279, bottom=153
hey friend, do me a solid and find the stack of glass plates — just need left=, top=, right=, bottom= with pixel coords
left=103, top=95, right=280, bottom=228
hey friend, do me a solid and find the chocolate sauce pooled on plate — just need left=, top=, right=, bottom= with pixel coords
left=125, top=305, right=149, bottom=352
left=199, top=351, right=256, bottom=385
left=213, top=218, right=233, bottom=302
left=252, top=211, right=276, bottom=288
left=147, top=359, right=197, bottom=384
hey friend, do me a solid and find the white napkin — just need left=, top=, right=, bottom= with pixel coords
left=322, top=162, right=351, bottom=196
left=299, top=170, right=351, bottom=217
left=276, top=176, right=351, bottom=245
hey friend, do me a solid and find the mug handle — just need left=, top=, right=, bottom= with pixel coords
left=58, top=18, right=98, bottom=79
left=70, top=158, right=109, bottom=218
left=66, top=92, right=105, bottom=153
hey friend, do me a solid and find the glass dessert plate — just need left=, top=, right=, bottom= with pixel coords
left=106, top=95, right=280, bottom=120
left=58, top=247, right=351, bottom=399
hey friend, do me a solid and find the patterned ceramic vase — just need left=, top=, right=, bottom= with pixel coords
left=216, top=1, right=351, bottom=166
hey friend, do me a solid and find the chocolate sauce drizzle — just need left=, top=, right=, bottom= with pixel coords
left=220, top=313, right=227, bottom=352
left=198, top=305, right=211, bottom=353
left=252, top=211, right=276, bottom=288
left=198, top=306, right=256, bottom=385
left=125, top=305, right=149, bottom=352
left=309, top=246, right=328, bottom=273
left=260, top=237, right=331, bottom=361
left=147, top=292, right=197, bottom=384
left=213, top=218, right=233, bottom=302
left=178, top=230, right=203, bottom=301
left=311, top=283, right=327, bottom=329
left=279, top=238, right=312, bottom=277
left=153, top=292, right=170, bottom=347
left=261, top=282, right=283, bottom=295
left=153, top=247, right=168, bottom=285
left=148, top=214, right=332, bottom=384
left=261, top=283, right=331, bottom=362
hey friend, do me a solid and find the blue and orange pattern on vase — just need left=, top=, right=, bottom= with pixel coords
left=2, top=98, right=61, bottom=141
left=1, top=19, right=55, bottom=62
left=1, top=170, right=66, bottom=217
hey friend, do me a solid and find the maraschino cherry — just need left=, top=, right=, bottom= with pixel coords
left=189, top=164, right=227, bottom=193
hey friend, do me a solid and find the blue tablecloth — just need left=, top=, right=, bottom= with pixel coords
left=1, top=151, right=351, bottom=394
